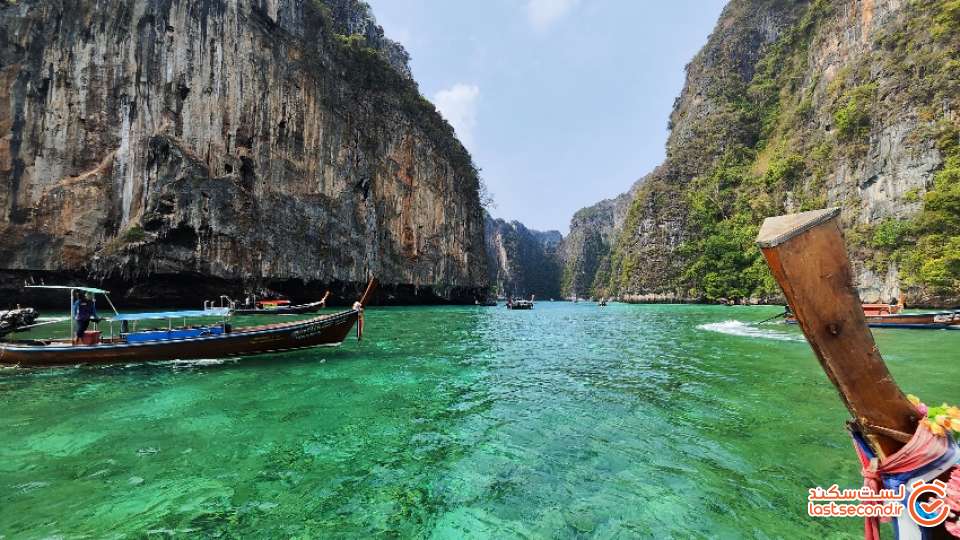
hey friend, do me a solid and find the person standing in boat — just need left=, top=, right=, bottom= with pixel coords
left=72, top=291, right=98, bottom=345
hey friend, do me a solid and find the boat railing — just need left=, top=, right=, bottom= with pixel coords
left=203, top=296, right=236, bottom=310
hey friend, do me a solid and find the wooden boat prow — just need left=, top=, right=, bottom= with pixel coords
left=756, top=207, right=842, bottom=249
left=757, top=209, right=960, bottom=538
left=756, top=208, right=918, bottom=457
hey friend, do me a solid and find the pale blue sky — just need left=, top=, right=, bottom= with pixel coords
left=366, top=0, right=728, bottom=233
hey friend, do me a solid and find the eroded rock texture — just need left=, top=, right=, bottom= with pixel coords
left=0, top=0, right=487, bottom=305
left=484, top=214, right=562, bottom=299
left=565, top=0, right=960, bottom=306
left=560, top=178, right=642, bottom=299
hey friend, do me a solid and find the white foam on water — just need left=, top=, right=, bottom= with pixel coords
left=170, top=358, right=232, bottom=367
left=15, top=481, right=50, bottom=493
left=115, top=358, right=236, bottom=370
left=697, top=320, right=805, bottom=342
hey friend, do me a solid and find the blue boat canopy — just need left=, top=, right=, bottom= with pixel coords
left=111, top=308, right=230, bottom=322
left=25, top=285, right=110, bottom=294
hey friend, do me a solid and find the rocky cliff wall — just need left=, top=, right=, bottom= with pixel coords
left=570, top=0, right=960, bottom=306
left=484, top=214, right=562, bottom=299
left=559, top=177, right=642, bottom=299
left=0, top=0, right=488, bottom=306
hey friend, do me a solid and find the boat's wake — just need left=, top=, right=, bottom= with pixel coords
left=0, top=358, right=235, bottom=373
left=139, top=358, right=237, bottom=368
left=698, top=320, right=805, bottom=342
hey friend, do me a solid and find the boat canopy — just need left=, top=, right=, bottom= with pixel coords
left=112, top=308, right=230, bottom=322
left=25, top=285, right=110, bottom=294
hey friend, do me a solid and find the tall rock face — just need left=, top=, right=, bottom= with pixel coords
left=0, top=0, right=488, bottom=305
left=573, top=0, right=960, bottom=306
left=560, top=178, right=642, bottom=299
left=484, top=214, right=562, bottom=299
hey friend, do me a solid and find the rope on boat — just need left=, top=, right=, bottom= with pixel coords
left=756, top=309, right=789, bottom=324
left=861, top=422, right=914, bottom=444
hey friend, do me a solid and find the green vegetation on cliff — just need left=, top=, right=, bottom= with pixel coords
left=892, top=127, right=960, bottom=294
left=857, top=2, right=960, bottom=297
left=598, top=0, right=960, bottom=303
left=316, top=5, right=478, bottom=179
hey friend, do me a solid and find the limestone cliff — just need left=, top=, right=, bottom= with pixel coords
left=560, top=178, right=642, bottom=299
left=484, top=214, right=562, bottom=299
left=0, top=0, right=488, bottom=305
left=570, top=0, right=960, bottom=306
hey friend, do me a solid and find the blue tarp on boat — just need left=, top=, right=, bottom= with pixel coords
left=112, top=308, right=230, bottom=321
left=125, top=326, right=226, bottom=343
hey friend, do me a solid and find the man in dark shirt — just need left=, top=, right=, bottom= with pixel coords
left=72, top=291, right=98, bottom=345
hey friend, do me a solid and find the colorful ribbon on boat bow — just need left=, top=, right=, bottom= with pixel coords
left=852, top=417, right=960, bottom=539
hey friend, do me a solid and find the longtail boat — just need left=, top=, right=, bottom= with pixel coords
left=506, top=295, right=535, bottom=310
left=757, top=208, right=959, bottom=538
left=785, top=309, right=960, bottom=329
left=863, top=301, right=903, bottom=316
left=0, top=307, right=39, bottom=337
left=226, top=291, right=331, bottom=316
left=0, top=280, right=376, bottom=368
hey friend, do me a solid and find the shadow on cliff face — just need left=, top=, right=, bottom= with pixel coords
left=0, top=270, right=486, bottom=309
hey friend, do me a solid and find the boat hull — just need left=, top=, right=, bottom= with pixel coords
left=786, top=311, right=958, bottom=329
left=0, top=310, right=359, bottom=367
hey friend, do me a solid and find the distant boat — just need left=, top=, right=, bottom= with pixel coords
left=785, top=305, right=959, bottom=329
left=506, top=295, right=535, bottom=310
left=225, top=291, right=330, bottom=315
left=0, top=307, right=39, bottom=337
left=0, top=281, right=377, bottom=368
left=598, top=298, right=608, bottom=307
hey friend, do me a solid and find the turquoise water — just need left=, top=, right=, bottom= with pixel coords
left=1, top=303, right=958, bottom=538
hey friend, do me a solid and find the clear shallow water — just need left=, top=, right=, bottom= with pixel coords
left=1, top=303, right=958, bottom=538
